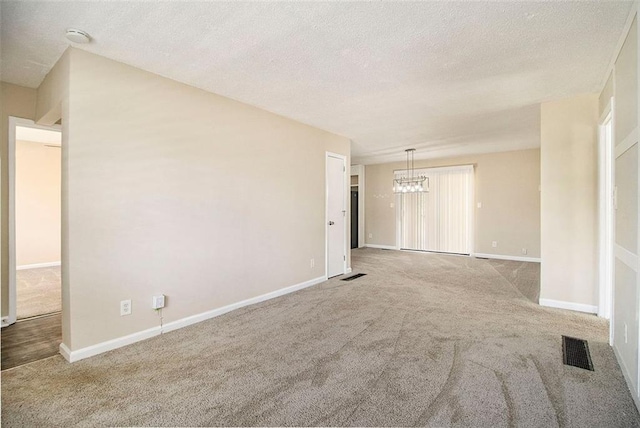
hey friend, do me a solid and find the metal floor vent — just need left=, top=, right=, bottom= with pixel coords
left=562, top=336, right=594, bottom=371
left=342, top=273, right=367, bottom=281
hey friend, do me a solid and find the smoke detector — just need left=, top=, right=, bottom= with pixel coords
left=65, top=29, right=91, bottom=44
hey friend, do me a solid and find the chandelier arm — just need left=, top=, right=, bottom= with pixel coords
left=394, top=148, right=427, bottom=193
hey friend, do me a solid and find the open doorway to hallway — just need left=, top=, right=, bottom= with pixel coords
left=15, top=125, right=62, bottom=320
left=1, top=118, right=62, bottom=370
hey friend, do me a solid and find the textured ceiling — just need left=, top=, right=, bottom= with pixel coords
left=0, top=1, right=633, bottom=164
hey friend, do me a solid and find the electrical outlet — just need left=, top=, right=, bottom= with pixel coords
left=477, top=202, right=482, bottom=208
left=152, top=295, right=165, bottom=310
left=390, top=202, right=394, bottom=208
left=492, top=241, right=498, bottom=248
left=522, top=248, right=528, bottom=255
left=368, top=233, right=373, bottom=239
left=310, top=258, right=315, bottom=268
left=120, top=300, right=132, bottom=316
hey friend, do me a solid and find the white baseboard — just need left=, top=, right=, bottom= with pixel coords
left=539, top=298, right=598, bottom=314
left=17, top=261, right=61, bottom=270
left=59, top=275, right=327, bottom=363
left=59, top=343, right=72, bottom=362
left=162, top=275, right=326, bottom=335
left=365, top=244, right=397, bottom=250
left=473, top=253, right=541, bottom=263
left=60, top=326, right=161, bottom=363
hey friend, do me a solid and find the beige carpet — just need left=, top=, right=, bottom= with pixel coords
left=486, top=258, right=540, bottom=304
left=2, top=249, right=638, bottom=427
left=16, top=266, right=61, bottom=319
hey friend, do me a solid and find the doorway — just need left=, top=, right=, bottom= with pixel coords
left=1, top=117, right=62, bottom=370
left=326, top=152, right=347, bottom=278
left=350, top=164, right=365, bottom=248
left=598, top=106, right=614, bottom=327
left=15, top=125, right=62, bottom=319
left=2, top=117, right=62, bottom=370
left=351, top=189, right=358, bottom=249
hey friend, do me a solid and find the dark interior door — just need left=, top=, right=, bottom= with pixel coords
left=351, top=190, right=358, bottom=249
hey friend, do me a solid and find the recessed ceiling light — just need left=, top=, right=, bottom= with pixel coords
left=65, top=29, right=91, bottom=44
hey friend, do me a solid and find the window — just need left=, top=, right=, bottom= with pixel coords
left=397, top=165, right=474, bottom=254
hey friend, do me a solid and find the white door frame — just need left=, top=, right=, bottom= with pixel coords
left=597, top=99, right=615, bottom=337
left=325, top=152, right=347, bottom=278
left=350, top=164, right=366, bottom=248
left=2, top=117, right=62, bottom=327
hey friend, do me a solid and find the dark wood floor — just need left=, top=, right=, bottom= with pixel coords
left=1, top=313, right=62, bottom=370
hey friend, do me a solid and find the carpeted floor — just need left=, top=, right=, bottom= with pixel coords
left=2, top=249, right=638, bottom=427
left=486, top=258, right=540, bottom=304
left=16, top=266, right=61, bottom=319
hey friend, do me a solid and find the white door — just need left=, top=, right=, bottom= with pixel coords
left=598, top=113, right=614, bottom=322
left=612, top=138, right=639, bottom=393
left=327, top=153, right=346, bottom=278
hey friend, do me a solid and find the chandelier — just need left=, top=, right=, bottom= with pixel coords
left=394, top=149, right=428, bottom=193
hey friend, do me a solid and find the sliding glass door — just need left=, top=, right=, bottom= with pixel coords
left=398, top=165, right=473, bottom=254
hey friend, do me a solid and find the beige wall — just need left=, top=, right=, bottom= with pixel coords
left=0, top=82, right=37, bottom=317
left=45, top=48, right=350, bottom=351
left=35, top=51, right=72, bottom=341
left=16, top=140, right=61, bottom=266
left=540, top=94, right=599, bottom=307
left=365, top=149, right=541, bottom=258
left=35, top=50, right=70, bottom=126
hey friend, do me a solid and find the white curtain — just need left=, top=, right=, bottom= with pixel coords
left=397, top=165, right=473, bottom=254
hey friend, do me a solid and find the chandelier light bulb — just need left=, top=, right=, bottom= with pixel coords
left=393, top=149, right=428, bottom=194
